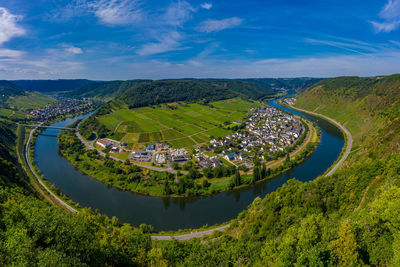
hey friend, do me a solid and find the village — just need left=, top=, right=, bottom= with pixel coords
left=30, top=97, right=93, bottom=121
left=95, top=104, right=304, bottom=171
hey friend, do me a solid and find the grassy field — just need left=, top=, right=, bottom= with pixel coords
left=0, top=92, right=56, bottom=120
left=7, top=92, right=56, bottom=110
left=98, top=98, right=260, bottom=149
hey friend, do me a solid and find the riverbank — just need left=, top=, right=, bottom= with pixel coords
left=31, top=99, right=343, bottom=231
left=57, top=114, right=320, bottom=198
left=23, top=125, right=78, bottom=212
left=287, top=104, right=353, bottom=176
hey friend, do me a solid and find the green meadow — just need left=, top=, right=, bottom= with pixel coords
left=98, top=98, right=260, bottom=148
left=6, top=92, right=56, bottom=110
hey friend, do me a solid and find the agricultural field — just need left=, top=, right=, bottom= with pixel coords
left=98, top=98, right=260, bottom=149
left=6, top=92, right=56, bottom=110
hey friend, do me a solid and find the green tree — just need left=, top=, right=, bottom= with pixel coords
left=261, top=163, right=267, bottom=179
left=233, top=170, right=241, bottom=186
left=329, top=221, right=358, bottom=266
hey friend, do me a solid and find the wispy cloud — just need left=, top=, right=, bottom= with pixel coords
left=201, top=3, right=212, bottom=10
left=163, top=0, right=195, bottom=27
left=90, top=0, right=143, bottom=25
left=65, top=46, right=84, bottom=54
left=52, top=0, right=143, bottom=26
left=0, top=49, right=24, bottom=59
left=196, top=17, right=242, bottom=33
left=370, top=0, right=400, bottom=33
left=136, top=31, right=185, bottom=56
left=136, top=1, right=195, bottom=56
left=305, top=38, right=379, bottom=54
left=0, top=7, right=25, bottom=45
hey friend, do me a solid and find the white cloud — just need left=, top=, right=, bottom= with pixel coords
left=90, top=0, right=143, bottom=25
left=370, top=20, right=400, bottom=33
left=380, top=0, right=400, bottom=19
left=52, top=0, right=143, bottom=25
left=65, top=46, right=83, bottom=54
left=201, top=3, right=212, bottom=10
left=163, top=0, right=195, bottom=27
left=305, top=38, right=379, bottom=54
left=0, top=7, right=25, bottom=45
left=136, top=31, right=183, bottom=56
left=196, top=17, right=242, bottom=33
left=0, top=49, right=24, bottom=58
left=370, top=0, right=400, bottom=33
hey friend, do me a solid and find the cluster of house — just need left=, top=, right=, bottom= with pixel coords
left=282, top=97, right=296, bottom=106
left=193, top=148, right=223, bottom=168
left=206, top=105, right=303, bottom=166
left=30, top=97, right=92, bottom=121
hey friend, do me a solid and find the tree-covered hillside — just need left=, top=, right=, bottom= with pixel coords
left=119, top=79, right=272, bottom=108
left=295, top=74, right=400, bottom=143
left=63, top=79, right=151, bottom=100
left=0, top=80, right=25, bottom=98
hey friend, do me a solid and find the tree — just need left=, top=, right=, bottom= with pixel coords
left=202, top=180, right=210, bottom=188
left=172, top=162, right=179, bottom=170
left=203, top=167, right=213, bottom=178
left=234, top=170, right=241, bottom=186
left=329, top=221, right=358, bottom=266
left=253, top=166, right=261, bottom=182
left=163, top=181, right=171, bottom=195
left=213, top=166, right=223, bottom=178
left=261, top=163, right=267, bottom=179
left=285, top=153, right=290, bottom=163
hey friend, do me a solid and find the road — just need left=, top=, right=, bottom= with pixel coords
left=288, top=105, right=353, bottom=176
left=151, top=224, right=230, bottom=241
left=24, top=126, right=77, bottom=213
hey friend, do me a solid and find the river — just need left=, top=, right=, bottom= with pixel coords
left=33, top=100, right=344, bottom=230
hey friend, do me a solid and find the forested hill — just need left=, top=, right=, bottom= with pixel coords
left=63, top=79, right=151, bottom=100
left=295, top=74, right=400, bottom=143
left=12, top=79, right=93, bottom=93
left=119, top=79, right=272, bottom=108
left=0, top=80, right=25, bottom=97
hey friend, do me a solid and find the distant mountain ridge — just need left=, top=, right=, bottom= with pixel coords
left=63, top=80, right=151, bottom=100
left=12, top=79, right=94, bottom=93
left=5, top=78, right=321, bottom=101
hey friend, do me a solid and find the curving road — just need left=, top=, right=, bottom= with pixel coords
left=151, top=224, right=230, bottom=241
left=288, top=105, right=353, bottom=176
left=24, top=126, right=77, bottom=213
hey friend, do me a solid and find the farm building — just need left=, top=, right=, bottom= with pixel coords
left=96, top=139, right=112, bottom=148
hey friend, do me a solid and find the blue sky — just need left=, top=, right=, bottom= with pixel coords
left=0, top=0, right=399, bottom=79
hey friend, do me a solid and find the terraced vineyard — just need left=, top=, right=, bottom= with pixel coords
left=98, top=98, right=260, bottom=149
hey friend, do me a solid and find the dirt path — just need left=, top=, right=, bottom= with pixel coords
left=151, top=224, right=230, bottom=241
left=288, top=105, right=353, bottom=176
